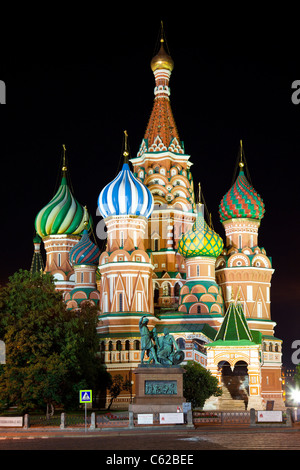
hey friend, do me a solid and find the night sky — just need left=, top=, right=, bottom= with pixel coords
left=1, top=8, right=299, bottom=366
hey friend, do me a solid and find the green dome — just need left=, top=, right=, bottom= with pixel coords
left=35, top=175, right=91, bottom=238
left=178, top=205, right=223, bottom=258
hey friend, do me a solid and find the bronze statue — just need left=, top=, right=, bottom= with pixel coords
left=138, top=316, right=184, bottom=366
left=139, top=316, right=159, bottom=364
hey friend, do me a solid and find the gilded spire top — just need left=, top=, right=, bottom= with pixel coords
left=239, top=140, right=245, bottom=168
left=62, top=144, right=67, bottom=173
left=123, top=130, right=129, bottom=163
left=151, top=23, right=174, bottom=73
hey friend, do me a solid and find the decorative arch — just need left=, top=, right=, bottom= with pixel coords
left=73, top=291, right=88, bottom=300
left=189, top=303, right=209, bottom=314
left=191, top=284, right=207, bottom=294
left=182, top=294, right=198, bottom=303
left=252, top=254, right=271, bottom=268
left=210, top=303, right=222, bottom=313
left=170, top=174, right=189, bottom=187
left=208, top=285, right=219, bottom=294
left=200, top=293, right=216, bottom=303
left=170, top=197, right=192, bottom=212
left=228, top=254, right=250, bottom=267
left=178, top=304, right=187, bottom=313
left=52, top=272, right=66, bottom=281
left=180, top=285, right=190, bottom=296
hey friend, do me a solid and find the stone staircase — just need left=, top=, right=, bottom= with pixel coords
left=218, top=376, right=248, bottom=410
left=218, top=385, right=246, bottom=410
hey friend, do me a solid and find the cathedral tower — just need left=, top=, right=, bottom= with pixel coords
left=97, top=133, right=156, bottom=407
left=130, top=25, right=196, bottom=309
left=216, top=141, right=274, bottom=335
left=35, top=146, right=92, bottom=293
left=177, top=202, right=224, bottom=327
left=64, top=226, right=100, bottom=309
left=98, top=133, right=155, bottom=322
left=215, top=141, right=284, bottom=408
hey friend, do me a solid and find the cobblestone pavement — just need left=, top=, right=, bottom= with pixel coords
left=186, top=429, right=300, bottom=450
left=0, top=427, right=300, bottom=450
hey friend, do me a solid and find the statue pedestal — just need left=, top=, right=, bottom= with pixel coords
left=129, top=364, right=186, bottom=414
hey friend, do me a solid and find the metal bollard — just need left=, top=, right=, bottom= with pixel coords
left=90, top=412, right=96, bottom=430
left=24, top=414, right=30, bottom=429
left=60, top=412, right=66, bottom=429
left=128, top=411, right=134, bottom=429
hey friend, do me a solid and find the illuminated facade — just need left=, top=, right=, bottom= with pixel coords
left=32, top=29, right=284, bottom=410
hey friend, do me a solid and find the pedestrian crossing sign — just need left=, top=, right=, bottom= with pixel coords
left=79, top=390, right=92, bottom=403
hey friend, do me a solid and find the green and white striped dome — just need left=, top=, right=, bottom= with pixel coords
left=35, top=174, right=90, bottom=238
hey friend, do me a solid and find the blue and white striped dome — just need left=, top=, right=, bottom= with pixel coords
left=98, top=163, right=154, bottom=219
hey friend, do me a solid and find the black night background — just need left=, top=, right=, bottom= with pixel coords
left=1, top=6, right=299, bottom=367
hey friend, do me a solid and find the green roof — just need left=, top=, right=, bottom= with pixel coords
left=208, top=301, right=256, bottom=347
left=155, top=323, right=217, bottom=341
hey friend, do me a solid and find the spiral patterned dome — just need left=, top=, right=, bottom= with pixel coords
left=35, top=175, right=91, bottom=238
left=98, top=163, right=154, bottom=219
left=219, top=167, right=265, bottom=222
left=178, top=205, right=223, bottom=258
left=69, top=229, right=100, bottom=266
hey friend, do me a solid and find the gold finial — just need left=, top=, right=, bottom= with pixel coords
left=123, top=130, right=129, bottom=162
left=209, top=212, right=213, bottom=228
left=83, top=205, right=89, bottom=228
left=198, top=182, right=201, bottom=204
left=160, top=20, right=164, bottom=43
left=62, top=144, right=67, bottom=172
left=239, top=140, right=244, bottom=168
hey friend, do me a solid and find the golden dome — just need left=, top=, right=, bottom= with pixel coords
left=151, top=39, right=174, bottom=72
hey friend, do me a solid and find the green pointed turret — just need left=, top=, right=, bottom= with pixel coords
left=209, top=301, right=255, bottom=346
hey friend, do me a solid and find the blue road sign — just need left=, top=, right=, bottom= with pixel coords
left=79, top=390, right=92, bottom=403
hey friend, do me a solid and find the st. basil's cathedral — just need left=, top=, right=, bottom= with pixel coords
left=32, top=30, right=284, bottom=411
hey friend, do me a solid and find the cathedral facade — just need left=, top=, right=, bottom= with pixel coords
left=33, top=30, right=284, bottom=410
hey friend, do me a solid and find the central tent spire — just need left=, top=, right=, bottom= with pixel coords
left=137, top=23, right=184, bottom=156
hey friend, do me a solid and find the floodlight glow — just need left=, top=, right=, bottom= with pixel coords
left=291, top=388, right=300, bottom=403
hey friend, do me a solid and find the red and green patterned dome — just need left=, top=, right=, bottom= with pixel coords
left=219, top=166, right=265, bottom=222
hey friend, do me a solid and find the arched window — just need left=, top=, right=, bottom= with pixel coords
left=163, top=283, right=171, bottom=296
left=174, top=282, right=181, bottom=297
left=154, top=284, right=159, bottom=304
left=119, top=293, right=123, bottom=312
left=134, top=340, right=140, bottom=350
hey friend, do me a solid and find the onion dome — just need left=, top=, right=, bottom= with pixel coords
left=69, top=229, right=100, bottom=266
left=98, top=132, right=154, bottom=219
left=35, top=174, right=91, bottom=238
left=219, top=142, right=265, bottom=222
left=219, top=166, right=265, bottom=222
left=151, top=38, right=174, bottom=72
left=178, top=204, right=224, bottom=258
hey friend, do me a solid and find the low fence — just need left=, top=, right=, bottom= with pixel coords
left=193, top=410, right=250, bottom=425
left=1, top=408, right=296, bottom=429
left=26, top=411, right=130, bottom=429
